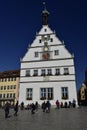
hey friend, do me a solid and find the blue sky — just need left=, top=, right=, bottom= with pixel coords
left=0, top=0, right=87, bottom=90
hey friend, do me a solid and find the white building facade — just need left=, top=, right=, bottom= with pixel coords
left=19, top=8, right=77, bottom=106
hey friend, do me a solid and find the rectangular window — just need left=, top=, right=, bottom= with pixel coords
left=7, top=86, right=9, bottom=89
left=50, top=38, right=53, bottom=42
left=10, top=93, right=12, bottom=98
left=64, top=68, right=69, bottom=75
left=10, top=85, right=13, bottom=89
left=1, top=86, right=3, bottom=90
left=26, top=70, right=30, bottom=76
left=44, top=29, right=47, bottom=32
left=4, top=86, right=6, bottom=90
left=41, top=69, right=46, bottom=76
left=26, top=88, right=33, bottom=100
left=47, top=69, right=52, bottom=76
left=14, top=85, right=16, bottom=89
left=33, top=70, right=38, bottom=76
left=7, top=94, right=9, bottom=98
left=40, top=88, right=53, bottom=100
left=55, top=69, right=60, bottom=75
left=35, top=52, right=38, bottom=57
left=54, top=50, right=59, bottom=55
left=48, top=88, right=53, bottom=100
left=61, top=87, right=68, bottom=99
left=13, top=93, right=15, bottom=98
left=40, top=88, right=46, bottom=100
left=39, top=39, right=41, bottom=43
left=0, top=94, right=2, bottom=98
left=3, top=94, right=5, bottom=98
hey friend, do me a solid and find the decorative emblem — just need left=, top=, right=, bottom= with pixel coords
left=43, top=53, right=50, bottom=60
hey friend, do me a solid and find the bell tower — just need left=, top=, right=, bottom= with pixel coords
left=42, top=2, right=49, bottom=25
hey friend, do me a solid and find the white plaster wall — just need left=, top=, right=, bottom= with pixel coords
left=19, top=25, right=77, bottom=106
left=22, top=26, right=72, bottom=62
left=21, top=59, right=74, bottom=69
left=19, top=81, right=77, bottom=106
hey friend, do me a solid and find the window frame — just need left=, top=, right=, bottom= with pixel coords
left=33, top=69, right=38, bottom=76
left=40, top=88, right=53, bottom=100
left=54, top=50, right=59, bottom=55
left=26, top=70, right=30, bottom=77
left=55, top=68, right=60, bottom=75
left=35, top=52, right=39, bottom=57
left=61, top=87, right=68, bottom=100
left=47, top=69, right=52, bottom=76
left=64, top=68, right=69, bottom=75
left=41, top=69, right=46, bottom=76
left=26, top=88, right=33, bottom=100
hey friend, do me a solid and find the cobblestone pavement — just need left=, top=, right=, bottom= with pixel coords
left=0, top=107, right=87, bottom=130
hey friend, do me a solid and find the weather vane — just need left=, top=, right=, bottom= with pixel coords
left=43, top=2, right=46, bottom=10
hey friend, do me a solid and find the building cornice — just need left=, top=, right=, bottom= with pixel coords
left=21, top=57, right=74, bottom=63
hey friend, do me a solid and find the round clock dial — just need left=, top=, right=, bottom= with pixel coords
left=44, top=47, right=49, bottom=51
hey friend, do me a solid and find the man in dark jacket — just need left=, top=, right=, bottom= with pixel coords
left=14, top=101, right=18, bottom=116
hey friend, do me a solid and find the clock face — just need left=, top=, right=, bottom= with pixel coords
left=44, top=46, right=49, bottom=51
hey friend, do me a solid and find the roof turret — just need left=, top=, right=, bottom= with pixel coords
left=42, top=2, right=49, bottom=25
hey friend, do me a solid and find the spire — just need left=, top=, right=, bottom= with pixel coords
left=42, top=2, right=49, bottom=25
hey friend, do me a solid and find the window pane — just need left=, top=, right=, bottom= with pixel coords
left=26, top=88, right=33, bottom=100
left=61, top=87, right=68, bottom=99
left=40, top=88, right=53, bottom=100
left=64, top=68, right=69, bottom=75
left=48, top=88, right=53, bottom=100
left=55, top=69, right=60, bottom=75
left=47, top=69, right=52, bottom=75
left=35, top=52, right=38, bottom=57
left=26, top=70, right=30, bottom=76
left=33, top=70, right=38, bottom=76
left=54, top=50, right=59, bottom=55
left=41, top=69, right=46, bottom=76
left=40, top=88, right=46, bottom=100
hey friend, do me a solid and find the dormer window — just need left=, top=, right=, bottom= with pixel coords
left=50, top=38, right=53, bottom=42
left=44, top=29, right=47, bottom=32
left=39, top=39, right=41, bottom=43
left=35, top=52, right=38, bottom=57
left=54, top=50, right=59, bottom=55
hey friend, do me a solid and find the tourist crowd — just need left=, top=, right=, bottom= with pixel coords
left=4, top=99, right=76, bottom=119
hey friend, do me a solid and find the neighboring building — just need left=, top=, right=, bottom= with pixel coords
left=78, top=83, right=87, bottom=105
left=0, top=70, right=20, bottom=107
left=78, top=70, right=87, bottom=105
left=19, top=7, right=77, bottom=106
left=85, top=70, right=87, bottom=85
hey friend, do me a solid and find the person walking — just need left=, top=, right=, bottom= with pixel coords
left=46, top=100, right=51, bottom=113
left=42, top=101, right=46, bottom=112
left=14, top=101, right=19, bottom=116
left=4, top=102, right=10, bottom=119
left=56, top=100, right=60, bottom=109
